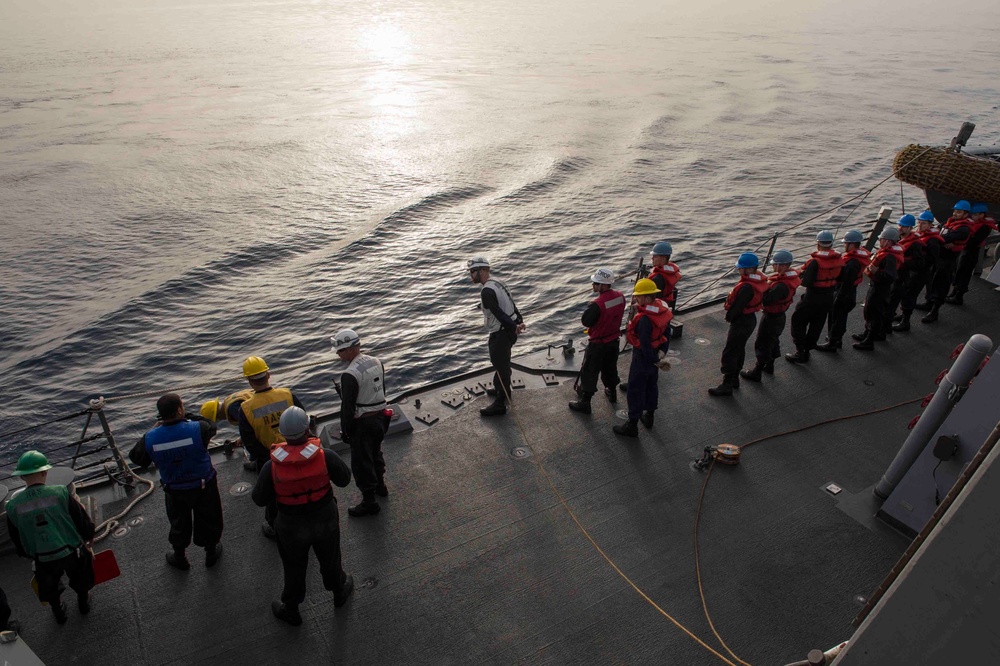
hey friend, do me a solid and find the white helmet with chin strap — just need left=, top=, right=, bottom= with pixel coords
left=467, top=257, right=490, bottom=270
left=590, top=267, right=615, bottom=285
left=331, top=329, right=361, bottom=352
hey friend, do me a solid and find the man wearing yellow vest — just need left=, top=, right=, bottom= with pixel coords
left=238, top=355, right=305, bottom=539
left=5, top=451, right=95, bottom=625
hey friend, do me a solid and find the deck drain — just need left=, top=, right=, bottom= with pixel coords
left=510, top=446, right=533, bottom=459
left=694, top=337, right=711, bottom=345
left=113, top=526, right=130, bottom=538
left=230, top=482, right=253, bottom=496
left=863, top=379, right=875, bottom=387
left=361, top=577, right=379, bottom=589
left=853, top=594, right=867, bottom=606
left=615, top=409, right=629, bottom=420
left=127, top=516, right=144, bottom=527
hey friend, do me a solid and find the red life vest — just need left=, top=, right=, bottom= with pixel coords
left=867, top=244, right=904, bottom=276
left=648, top=263, right=681, bottom=302
left=762, top=270, right=801, bottom=314
left=724, top=271, right=769, bottom=314
left=943, top=216, right=974, bottom=252
left=971, top=215, right=999, bottom=236
left=917, top=228, right=942, bottom=249
left=625, top=298, right=673, bottom=348
left=806, top=250, right=842, bottom=288
left=587, top=289, right=626, bottom=344
left=270, top=437, right=331, bottom=506
left=842, top=248, right=871, bottom=286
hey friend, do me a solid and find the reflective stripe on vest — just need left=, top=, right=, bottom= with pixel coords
left=841, top=249, right=871, bottom=286
left=344, top=354, right=387, bottom=418
left=724, top=272, right=769, bottom=314
left=625, top=298, right=673, bottom=348
left=145, top=420, right=214, bottom=490
left=587, top=289, right=626, bottom=343
left=481, top=278, right=518, bottom=333
left=241, top=387, right=295, bottom=449
left=5, top=485, right=82, bottom=562
left=808, top=251, right=842, bottom=288
left=649, top=263, right=681, bottom=300
left=762, top=270, right=801, bottom=314
left=271, top=438, right=332, bottom=506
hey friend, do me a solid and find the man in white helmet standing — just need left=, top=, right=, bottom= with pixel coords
left=333, top=329, right=390, bottom=517
left=468, top=257, right=526, bottom=417
left=569, top=267, right=626, bottom=414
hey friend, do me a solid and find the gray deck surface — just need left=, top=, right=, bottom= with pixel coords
left=2, top=281, right=999, bottom=666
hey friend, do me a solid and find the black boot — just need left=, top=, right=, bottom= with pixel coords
left=784, top=348, right=810, bottom=364
left=762, top=360, right=775, bottom=374
left=51, top=599, right=68, bottom=625
left=850, top=331, right=867, bottom=342
left=479, top=398, right=507, bottom=416
left=205, top=543, right=223, bottom=568
left=852, top=333, right=875, bottom=350
left=921, top=303, right=940, bottom=323
left=618, top=382, right=628, bottom=392
left=892, top=313, right=904, bottom=323
left=708, top=376, right=735, bottom=396
left=892, top=312, right=912, bottom=332
left=945, top=291, right=964, bottom=305
left=78, top=591, right=91, bottom=615
left=639, top=411, right=654, bottom=429
left=375, top=476, right=389, bottom=497
left=166, top=549, right=191, bottom=571
left=334, top=574, right=355, bottom=608
left=348, top=491, right=381, bottom=517
left=739, top=362, right=763, bottom=382
left=914, top=301, right=932, bottom=312
left=271, top=601, right=303, bottom=626
left=604, top=386, right=618, bottom=403
left=814, top=339, right=841, bottom=352
left=568, top=392, right=593, bottom=414
left=612, top=420, right=639, bottom=437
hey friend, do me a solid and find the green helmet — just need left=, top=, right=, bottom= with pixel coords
left=12, top=450, right=53, bottom=476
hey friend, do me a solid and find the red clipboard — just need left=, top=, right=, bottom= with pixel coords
left=93, top=549, right=121, bottom=585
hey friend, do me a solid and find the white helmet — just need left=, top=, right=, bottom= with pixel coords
left=331, top=329, right=361, bottom=351
left=590, top=268, right=615, bottom=285
left=467, top=257, right=490, bottom=270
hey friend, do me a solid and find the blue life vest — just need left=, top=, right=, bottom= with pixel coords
left=145, top=420, right=214, bottom=490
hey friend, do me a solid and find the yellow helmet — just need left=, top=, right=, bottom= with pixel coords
left=200, top=398, right=221, bottom=423
left=633, top=278, right=659, bottom=296
left=242, top=356, right=269, bottom=379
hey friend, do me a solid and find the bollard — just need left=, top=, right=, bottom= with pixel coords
left=874, top=334, right=992, bottom=499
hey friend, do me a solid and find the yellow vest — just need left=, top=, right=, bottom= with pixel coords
left=223, top=388, right=255, bottom=425
left=240, top=387, right=294, bottom=449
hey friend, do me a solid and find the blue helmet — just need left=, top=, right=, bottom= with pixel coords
left=917, top=210, right=935, bottom=222
left=736, top=252, right=759, bottom=269
left=972, top=203, right=989, bottom=214
left=816, top=230, right=834, bottom=245
left=843, top=230, right=863, bottom=244
left=953, top=200, right=972, bottom=212
left=897, top=214, right=916, bottom=227
left=651, top=241, right=673, bottom=256
left=770, top=250, right=794, bottom=265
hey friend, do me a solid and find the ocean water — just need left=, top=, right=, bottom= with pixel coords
left=1, top=0, right=999, bottom=465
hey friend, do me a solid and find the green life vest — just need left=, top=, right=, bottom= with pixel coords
left=6, top=484, right=82, bottom=562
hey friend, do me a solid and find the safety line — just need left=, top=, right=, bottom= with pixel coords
left=496, top=382, right=740, bottom=666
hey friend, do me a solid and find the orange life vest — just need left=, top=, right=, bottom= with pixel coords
left=724, top=271, right=769, bottom=314
left=648, top=263, right=681, bottom=302
left=942, top=216, right=974, bottom=252
left=587, top=289, right=626, bottom=344
left=762, top=270, right=801, bottom=314
left=625, top=299, right=673, bottom=348
left=841, top=248, right=871, bottom=286
left=270, top=437, right=331, bottom=506
left=806, top=250, right=842, bottom=288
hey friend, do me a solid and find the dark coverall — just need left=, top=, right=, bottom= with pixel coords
left=753, top=282, right=789, bottom=367
left=953, top=223, right=995, bottom=295
left=340, top=371, right=387, bottom=500
left=886, top=239, right=925, bottom=328
left=579, top=301, right=620, bottom=394
left=0, top=586, right=10, bottom=630
left=862, top=254, right=898, bottom=339
left=721, top=283, right=756, bottom=379
left=825, top=256, right=864, bottom=346
left=481, top=288, right=522, bottom=402
left=927, top=224, right=972, bottom=303
left=252, top=451, right=353, bottom=606
left=790, top=260, right=838, bottom=351
left=130, top=414, right=224, bottom=551
left=6, top=489, right=96, bottom=605
left=626, top=316, right=666, bottom=421
left=918, top=234, right=942, bottom=304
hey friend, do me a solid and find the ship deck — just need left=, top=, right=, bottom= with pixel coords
left=2, top=280, right=999, bottom=665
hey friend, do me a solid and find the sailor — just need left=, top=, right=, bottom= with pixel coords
left=912, top=210, right=943, bottom=314
left=852, top=227, right=902, bottom=350
left=129, top=393, right=224, bottom=570
left=647, top=241, right=682, bottom=310
left=569, top=267, right=626, bottom=414
left=947, top=202, right=997, bottom=305
left=916, top=200, right=973, bottom=323
left=815, top=230, right=869, bottom=352
left=467, top=257, right=526, bottom=417
left=332, top=329, right=390, bottom=517
left=740, top=250, right=799, bottom=382
left=251, top=407, right=354, bottom=625
left=885, top=215, right=925, bottom=333
left=5, top=451, right=95, bottom=625
left=238, top=355, right=305, bottom=472
left=709, top=253, right=768, bottom=396
left=785, top=231, right=842, bottom=363
left=613, top=278, right=672, bottom=436
left=200, top=388, right=255, bottom=451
